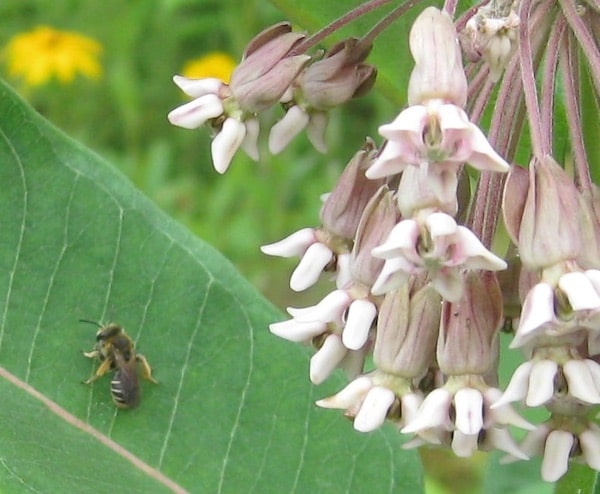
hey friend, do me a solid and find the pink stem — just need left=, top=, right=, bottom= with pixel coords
left=561, top=29, right=593, bottom=190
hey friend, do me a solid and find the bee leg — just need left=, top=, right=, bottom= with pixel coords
left=136, top=354, right=158, bottom=384
left=83, top=358, right=112, bottom=384
left=83, top=349, right=100, bottom=359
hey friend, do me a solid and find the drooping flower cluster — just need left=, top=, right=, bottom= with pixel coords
left=168, top=22, right=376, bottom=174
left=169, top=0, right=600, bottom=484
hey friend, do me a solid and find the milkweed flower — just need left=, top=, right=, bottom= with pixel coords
left=3, top=25, right=102, bottom=86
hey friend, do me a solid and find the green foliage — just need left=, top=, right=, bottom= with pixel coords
left=0, top=79, right=423, bottom=492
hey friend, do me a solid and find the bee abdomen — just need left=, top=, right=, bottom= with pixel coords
left=110, top=371, right=139, bottom=408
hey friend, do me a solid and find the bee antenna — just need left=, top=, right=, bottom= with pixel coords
left=79, top=319, right=103, bottom=328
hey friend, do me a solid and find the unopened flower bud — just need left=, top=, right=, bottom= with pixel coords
left=437, top=271, right=503, bottom=375
left=504, top=156, right=582, bottom=270
left=320, top=139, right=384, bottom=239
left=350, top=185, right=399, bottom=286
left=299, top=38, right=376, bottom=109
left=577, top=185, right=600, bottom=269
left=408, top=7, right=468, bottom=107
left=374, top=283, right=441, bottom=378
left=230, top=23, right=310, bottom=112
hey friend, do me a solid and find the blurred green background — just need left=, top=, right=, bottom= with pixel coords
left=0, top=0, right=395, bottom=311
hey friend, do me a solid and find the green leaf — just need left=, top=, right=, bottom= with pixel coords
left=0, top=79, right=423, bottom=492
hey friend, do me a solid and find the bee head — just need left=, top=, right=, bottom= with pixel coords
left=96, top=324, right=123, bottom=341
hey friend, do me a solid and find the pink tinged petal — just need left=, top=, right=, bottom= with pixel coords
left=241, top=117, right=260, bottom=160
left=454, top=388, right=483, bottom=435
left=453, top=227, right=508, bottom=270
left=563, top=359, right=600, bottom=404
left=425, top=211, right=457, bottom=238
left=167, top=94, right=224, bottom=129
left=269, top=319, right=326, bottom=342
left=438, top=104, right=471, bottom=131
left=491, top=361, right=533, bottom=408
left=370, top=257, right=411, bottom=296
left=290, top=243, right=333, bottom=292
left=510, top=283, right=556, bottom=348
left=365, top=141, right=411, bottom=179
left=260, top=228, right=316, bottom=258
left=451, top=431, right=479, bottom=458
left=287, top=289, right=351, bottom=324
left=559, top=271, right=600, bottom=311
left=353, top=387, right=396, bottom=432
left=315, top=376, right=373, bottom=409
left=431, top=268, right=464, bottom=302
left=268, top=105, right=309, bottom=154
left=460, top=124, right=510, bottom=173
left=579, top=427, right=600, bottom=470
left=372, top=219, right=421, bottom=261
left=526, top=360, right=558, bottom=407
left=211, top=118, right=246, bottom=174
left=310, top=334, right=347, bottom=384
left=378, top=105, right=429, bottom=142
left=172, top=75, right=224, bottom=97
left=541, top=430, right=573, bottom=482
left=401, top=388, right=453, bottom=433
left=342, top=299, right=377, bottom=350
left=306, top=111, right=328, bottom=153
left=335, top=253, right=353, bottom=289
left=486, top=428, right=529, bottom=460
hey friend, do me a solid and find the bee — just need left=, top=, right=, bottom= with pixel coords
left=81, top=320, right=157, bottom=409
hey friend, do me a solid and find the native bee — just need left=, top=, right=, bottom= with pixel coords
left=81, top=321, right=157, bottom=409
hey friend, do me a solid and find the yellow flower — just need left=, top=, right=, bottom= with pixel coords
left=3, top=26, right=102, bottom=86
left=181, top=52, right=236, bottom=83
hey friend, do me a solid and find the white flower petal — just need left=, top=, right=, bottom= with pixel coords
left=491, top=361, right=533, bottom=408
left=526, top=360, right=557, bottom=407
left=485, top=427, right=529, bottom=460
left=287, top=289, right=351, bottom=324
left=269, top=319, right=326, bottom=342
left=172, top=75, right=223, bottom=97
left=211, top=118, right=246, bottom=174
left=454, top=226, right=507, bottom=271
left=372, top=220, right=420, bottom=260
left=240, top=117, right=260, bottom=160
left=370, top=257, right=411, bottom=296
left=454, top=388, right=483, bottom=435
left=563, top=359, right=600, bottom=404
left=559, top=271, right=600, bottom=311
left=354, top=387, right=396, bottom=432
left=402, top=388, right=452, bottom=433
left=511, top=284, right=556, bottom=348
left=342, top=299, right=377, bottom=350
left=425, top=212, right=457, bottom=237
left=580, top=427, right=600, bottom=470
left=290, top=243, right=333, bottom=292
left=268, top=105, right=309, bottom=154
left=306, top=111, right=328, bottom=153
left=260, top=228, right=316, bottom=258
left=541, top=430, right=573, bottom=482
left=451, top=431, right=479, bottom=457
left=315, top=376, right=373, bottom=409
left=310, top=334, right=347, bottom=384
left=335, top=253, right=353, bottom=289
left=167, top=94, right=224, bottom=129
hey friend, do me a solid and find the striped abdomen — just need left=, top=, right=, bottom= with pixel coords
left=110, top=367, right=140, bottom=409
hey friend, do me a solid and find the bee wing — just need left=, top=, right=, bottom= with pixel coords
left=112, top=352, right=141, bottom=408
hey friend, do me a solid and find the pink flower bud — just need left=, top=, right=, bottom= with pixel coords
left=408, top=7, right=468, bottom=107
left=437, top=271, right=503, bottom=375
left=374, top=283, right=441, bottom=378
left=350, top=186, right=399, bottom=286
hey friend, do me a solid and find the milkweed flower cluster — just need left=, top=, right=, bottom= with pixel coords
left=169, top=0, right=600, bottom=483
left=168, top=22, right=375, bottom=174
